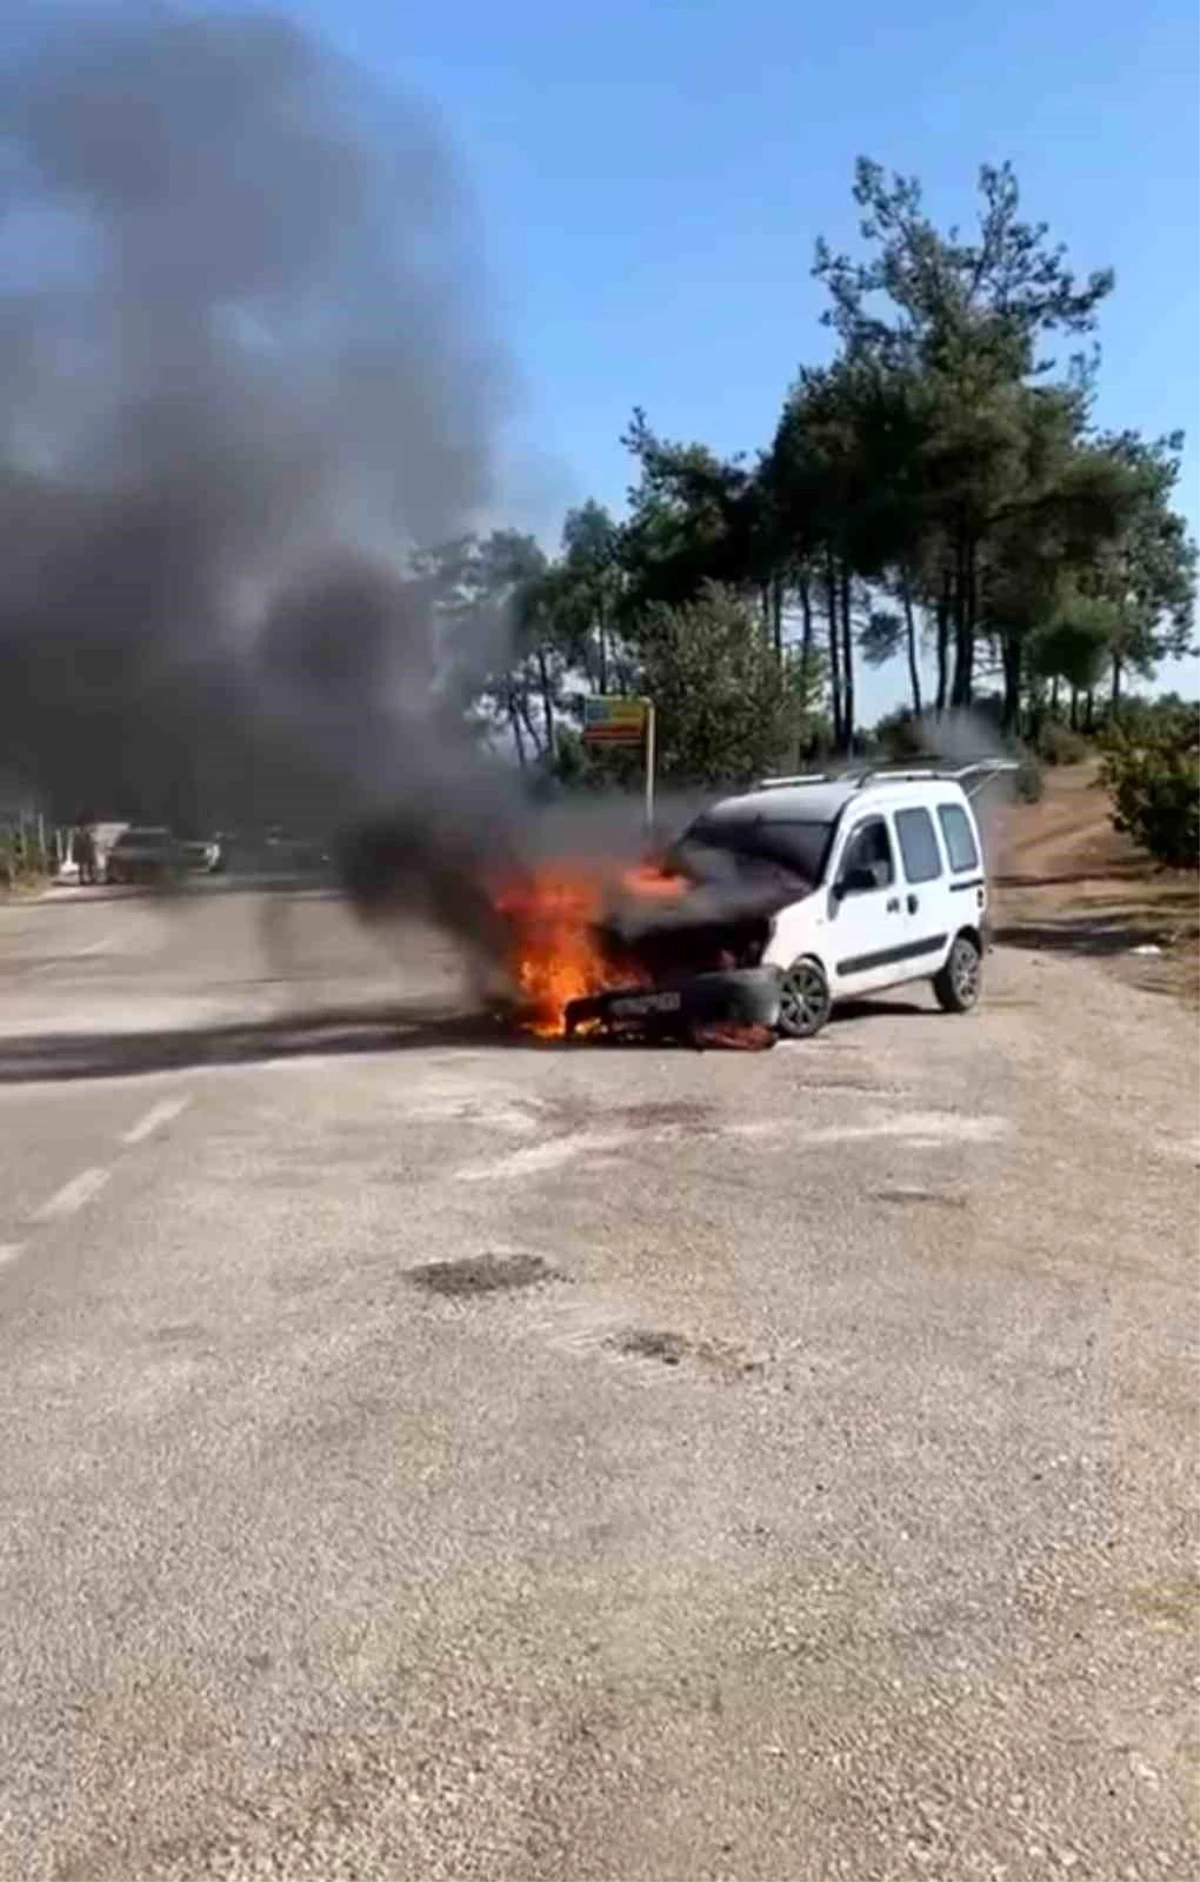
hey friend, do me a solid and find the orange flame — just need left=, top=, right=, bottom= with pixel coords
left=619, top=861, right=689, bottom=902
left=493, top=860, right=687, bottom=1037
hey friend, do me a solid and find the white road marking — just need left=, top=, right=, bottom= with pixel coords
left=457, top=1128, right=640, bottom=1183
left=28, top=936, right=117, bottom=975
left=0, top=1243, right=25, bottom=1268
left=121, top=1095, right=191, bottom=1145
left=34, top=1167, right=111, bottom=1221
left=730, top=1111, right=1009, bottom=1147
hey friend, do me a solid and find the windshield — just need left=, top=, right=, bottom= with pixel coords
left=673, top=813, right=835, bottom=885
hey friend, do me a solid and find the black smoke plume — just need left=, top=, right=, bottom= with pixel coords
left=0, top=5, right=507, bottom=835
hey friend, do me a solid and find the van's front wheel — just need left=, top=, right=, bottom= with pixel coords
left=934, top=933, right=982, bottom=1013
left=777, top=957, right=832, bottom=1039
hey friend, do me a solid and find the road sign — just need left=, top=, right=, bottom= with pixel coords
left=580, top=695, right=657, bottom=831
left=581, top=696, right=648, bottom=745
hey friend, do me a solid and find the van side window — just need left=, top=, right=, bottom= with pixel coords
left=895, top=807, right=943, bottom=883
left=839, top=816, right=894, bottom=892
left=937, top=802, right=980, bottom=873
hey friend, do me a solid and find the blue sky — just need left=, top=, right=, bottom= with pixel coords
left=294, top=0, right=1199, bottom=716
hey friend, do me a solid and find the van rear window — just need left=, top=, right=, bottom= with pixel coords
left=937, top=803, right=980, bottom=873
left=895, top=808, right=943, bottom=883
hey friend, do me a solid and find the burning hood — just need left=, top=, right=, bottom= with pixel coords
left=337, top=802, right=812, bottom=1042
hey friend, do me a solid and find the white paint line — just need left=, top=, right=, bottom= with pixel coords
left=28, top=936, right=116, bottom=976
left=457, top=1129, right=639, bottom=1184
left=35, top=1167, right=111, bottom=1222
left=121, top=1095, right=191, bottom=1146
left=0, top=1243, right=25, bottom=1268
left=729, top=1111, right=1009, bottom=1148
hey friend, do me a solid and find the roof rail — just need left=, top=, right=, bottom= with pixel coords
left=851, top=757, right=1020, bottom=795
left=852, top=766, right=942, bottom=789
left=755, top=757, right=1020, bottom=799
left=953, top=757, right=1021, bottom=799
left=753, top=772, right=836, bottom=789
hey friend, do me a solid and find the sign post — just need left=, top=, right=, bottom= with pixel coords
left=643, top=700, right=656, bottom=834
left=581, top=695, right=657, bottom=835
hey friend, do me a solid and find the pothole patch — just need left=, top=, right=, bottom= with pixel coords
left=874, top=1187, right=968, bottom=1209
left=407, top=1253, right=559, bottom=1297
left=606, top=1101, right=717, bottom=1130
left=607, top=1327, right=764, bottom=1380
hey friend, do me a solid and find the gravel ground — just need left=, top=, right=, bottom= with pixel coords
left=0, top=887, right=1196, bottom=1881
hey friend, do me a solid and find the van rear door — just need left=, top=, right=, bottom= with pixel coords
left=934, top=796, right=989, bottom=935
left=891, top=804, right=955, bottom=974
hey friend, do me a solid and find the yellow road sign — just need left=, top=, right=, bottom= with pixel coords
left=581, top=696, right=648, bottom=744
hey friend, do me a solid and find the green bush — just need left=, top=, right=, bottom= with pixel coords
left=873, top=706, right=926, bottom=760
left=1100, top=711, right=1199, bottom=868
left=1036, top=720, right=1090, bottom=766
left=0, top=829, right=50, bottom=892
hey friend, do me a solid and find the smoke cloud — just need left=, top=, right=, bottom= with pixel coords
left=0, top=5, right=509, bottom=832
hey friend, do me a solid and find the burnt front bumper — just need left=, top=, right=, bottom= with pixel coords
left=564, top=965, right=783, bottom=1040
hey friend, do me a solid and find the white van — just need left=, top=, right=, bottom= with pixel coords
left=675, top=764, right=1009, bottom=1039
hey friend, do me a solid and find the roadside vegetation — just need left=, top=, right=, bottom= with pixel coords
left=0, top=824, right=52, bottom=894
left=995, top=752, right=1199, bottom=1003
left=1098, top=699, right=1199, bottom=869
left=4, top=160, right=1193, bottom=882
left=412, top=159, right=1195, bottom=866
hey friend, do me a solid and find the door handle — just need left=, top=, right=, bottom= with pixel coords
left=907, top=893, right=919, bottom=914
left=886, top=897, right=900, bottom=913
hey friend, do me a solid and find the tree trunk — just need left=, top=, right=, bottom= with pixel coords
left=1110, top=654, right=1122, bottom=714
left=518, top=694, right=542, bottom=760
left=597, top=605, right=608, bottom=694
left=839, top=563, right=855, bottom=753
left=1085, top=686, right=1095, bottom=734
left=1000, top=634, right=1022, bottom=733
left=1069, top=686, right=1079, bottom=731
left=900, top=573, right=922, bottom=717
left=535, top=645, right=554, bottom=756
left=935, top=574, right=950, bottom=715
left=964, top=541, right=978, bottom=703
left=797, top=568, right=814, bottom=708
left=1050, top=673, right=1060, bottom=716
left=771, top=576, right=783, bottom=665
left=949, top=536, right=966, bottom=708
left=950, top=536, right=976, bottom=709
left=798, top=570, right=813, bottom=660
left=509, top=689, right=527, bottom=768
left=824, top=551, right=842, bottom=748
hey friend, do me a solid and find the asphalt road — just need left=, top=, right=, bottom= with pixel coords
left=0, top=883, right=1196, bottom=1882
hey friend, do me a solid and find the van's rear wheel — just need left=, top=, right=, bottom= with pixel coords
left=934, top=933, right=982, bottom=1013
left=777, top=957, right=831, bottom=1039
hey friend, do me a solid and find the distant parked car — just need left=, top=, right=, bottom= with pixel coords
left=179, top=837, right=222, bottom=874
left=104, top=826, right=185, bottom=886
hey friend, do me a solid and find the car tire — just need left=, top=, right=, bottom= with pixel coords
left=777, top=956, right=832, bottom=1040
left=934, top=932, right=982, bottom=1013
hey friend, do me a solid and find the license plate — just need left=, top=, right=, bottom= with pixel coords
left=609, top=990, right=683, bottom=1018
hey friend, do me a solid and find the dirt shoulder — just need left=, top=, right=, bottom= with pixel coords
left=991, top=760, right=1199, bottom=1004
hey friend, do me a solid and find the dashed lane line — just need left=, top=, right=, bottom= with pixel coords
left=1, top=1088, right=193, bottom=1270
left=34, top=1167, right=112, bottom=1222
left=27, top=936, right=119, bottom=976
left=121, top=1095, right=191, bottom=1145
